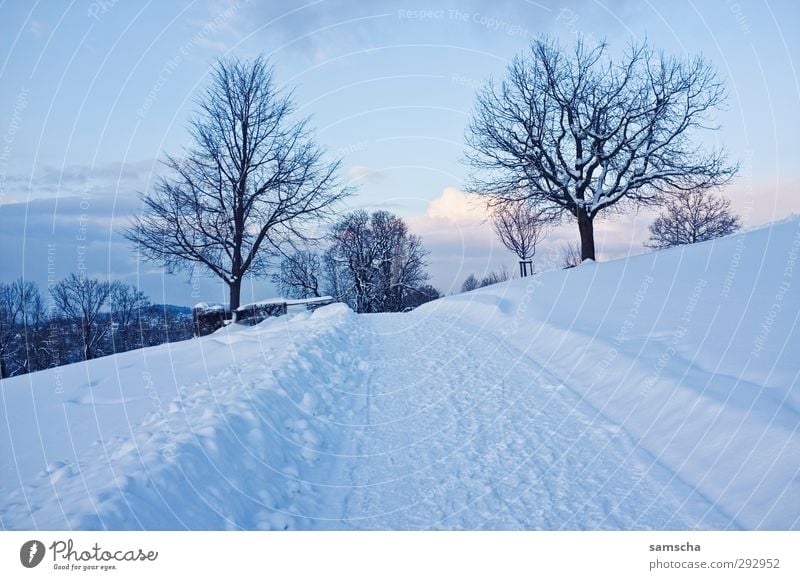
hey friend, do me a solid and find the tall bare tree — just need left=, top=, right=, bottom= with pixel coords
left=646, top=189, right=741, bottom=249
left=492, top=202, right=548, bottom=275
left=126, top=55, right=350, bottom=310
left=465, top=36, right=737, bottom=262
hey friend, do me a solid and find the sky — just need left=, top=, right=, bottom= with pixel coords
left=0, top=0, right=798, bottom=306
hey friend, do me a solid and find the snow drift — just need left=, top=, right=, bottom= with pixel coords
left=1, top=217, right=798, bottom=530
left=418, top=216, right=800, bottom=529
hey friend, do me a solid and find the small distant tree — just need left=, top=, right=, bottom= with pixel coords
left=0, top=279, right=48, bottom=377
left=50, top=275, right=113, bottom=360
left=13, top=280, right=46, bottom=375
left=373, top=211, right=429, bottom=312
left=273, top=250, right=322, bottom=299
left=137, top=304, right=194, bottom=347
left=461, top=267, right=515, bottom=292
left=492, top=202, right=548, bottom=275
left=322, top=247, right=349, bottom=306
left=126, top=55, right=350, bottom=310
left=561, top=242, right=583, bottom=269
left=0, top=283, right=17, bottom=378
left=325, top=211, right=429, bottom=313
left=109, top=282, right=150, bottom=353
left=480, top=265, right=513, bottom=287
left=461, top=274, right=480, bottom=293
left=325, top=211, right=373, bottom=312
left=401, top=285, right=441, bottom=310
left=646, top=189, right=741, bottom=249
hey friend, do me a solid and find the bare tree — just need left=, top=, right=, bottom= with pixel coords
left=465, top=36, right=737, bottom=262
left=560, top=241, right=583, bottom=269
left=322, top=247, right=349, bottom=307
left=647, top=189, right=741, bottom=249
left=109, top=282, right=150, bottom=352
left=126, top=55, right=350, bottom=310
left=492, top=201, right=548, bottom=275
left=461, top=274, right=480, bottom=293
left=273, top=250, right=322, bottom=299
left=13, top=279, right=46, bottom=375
left=0, top=278, right=199, bottom=377
left=50, top=275, right=113, bottom=360
left=0, top=283, right=17, bottom=378
left=401, top=285, right=441, bottom=310
left=371, top=211, right=429, bottom=312
left=460, top=266, right=515, bottom=293
left=326, top=211, right=374, bottom=313
left=480, top=265, right=514, bottom=287
left=0, top=279, right=48, bottom=377
left=325, top=211, right=429, bottom=313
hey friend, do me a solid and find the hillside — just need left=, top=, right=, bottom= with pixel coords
left=2, top=217, right=798, bottom=530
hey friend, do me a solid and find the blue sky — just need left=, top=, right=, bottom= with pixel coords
left=1, top=0, right=798, bottom=306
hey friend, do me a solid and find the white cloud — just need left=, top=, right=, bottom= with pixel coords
left=29, top=19, right=51, bottom=38
left=347, top=165, right=385, bottom=183
left=406, top=187, right=508, bottom=293
left=423, top=186, right=489, bottom=223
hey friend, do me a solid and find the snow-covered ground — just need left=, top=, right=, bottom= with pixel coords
left=2, top=217, right=798, bottom=530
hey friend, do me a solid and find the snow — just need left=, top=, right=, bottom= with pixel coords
left=236, top=296, right=334, bottom=310
left=236, top=297, right=290, bottom=308
left=287, top=296, right=334, bottom=306
left=1, top=218, right=798, bottom=530
left=193, top=302, right=225, bottom=311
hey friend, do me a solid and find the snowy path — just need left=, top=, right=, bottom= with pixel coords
left=1, top=306, right=741, bottom=530
left=332, top=311, right=735, bottom=530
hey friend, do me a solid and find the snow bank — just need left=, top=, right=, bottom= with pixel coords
left=416, top=217, right=800, bottom=529
left=0, top=305, right=363, bottom=529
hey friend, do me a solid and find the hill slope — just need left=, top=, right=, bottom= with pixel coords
left=2, top=218, right=798, bottom=530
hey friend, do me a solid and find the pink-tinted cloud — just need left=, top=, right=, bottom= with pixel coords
left=406, top=187, right=514, bottom=292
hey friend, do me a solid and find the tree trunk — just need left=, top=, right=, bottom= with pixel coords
left=83, top=322, right=93, bottom=360
left=229, top=278, right=242, bottom=312
left=577, top=207, right=596, bottom=261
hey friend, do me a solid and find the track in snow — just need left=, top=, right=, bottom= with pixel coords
left=328, top=311, right=736, bottom=530
left=0, top=304, right=749, bottom=530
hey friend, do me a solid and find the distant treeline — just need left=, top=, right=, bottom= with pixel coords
left=0, top=275, right=192, bottom=379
